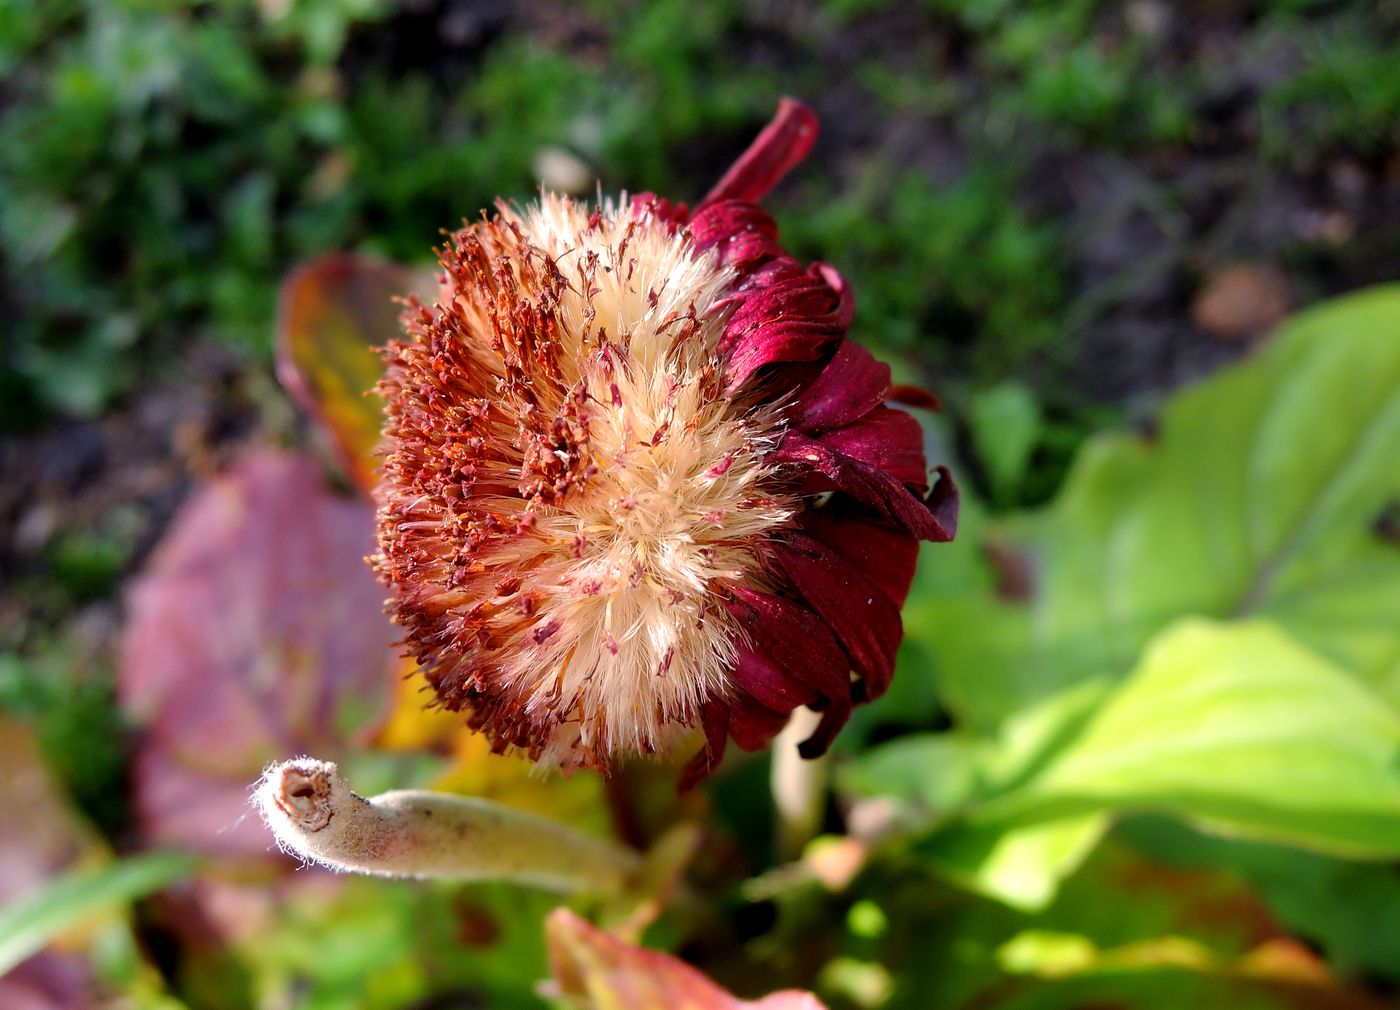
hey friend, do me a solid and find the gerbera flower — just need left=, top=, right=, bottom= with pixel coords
left=374, top=98, right=956, bottom=784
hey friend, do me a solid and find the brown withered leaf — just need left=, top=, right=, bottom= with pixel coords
left=119, top=449, right=396, bottom=858
left=276, top=254, right=437, bottom=493
left=546, top=908, right=827, bottom=1010
left=1191, top=263, right=1291, bottom=342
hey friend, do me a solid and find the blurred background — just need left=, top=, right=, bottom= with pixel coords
left=2, top=1, right=1399, bottom=1009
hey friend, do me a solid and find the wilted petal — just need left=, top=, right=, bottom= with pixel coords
left=721, top=261, right=853, bottom=389
left=775, top=433, right=956, bottom=543
left=773, top=532, right=904, bottom=701
left=789, top=340, right=892, bottom=434
left=798, top=506, right=921, bottom=609
left=815, top=406, right=928, bottom=489
left=700, top=97, right=820, bottom=207
left=727, top=588, right=853, bottom=758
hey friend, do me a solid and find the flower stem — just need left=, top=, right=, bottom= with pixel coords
left=771, top=708, right=829, bottom=859
left=254, top=757, right=641, bottom=894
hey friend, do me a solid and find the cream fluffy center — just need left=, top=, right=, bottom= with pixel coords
left=495, top=196, right=791, bottom=764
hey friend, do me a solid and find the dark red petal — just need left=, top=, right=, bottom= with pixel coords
left=732, top=642, right=819, bottom=712
left=888, top=383, right=943, bottom=412
left=689, top=201, right=782, bottom=267
left=726, top=589, right=853, bottom=756
left=720, top=261, right=852, bottom=389
left=772, top=532, right=905, bottom=701
left=729, top=692, right=791, bottom=752
left=701, top=97, right=819, bottom=207
left=679, top=700, right=731, bottom=792
left=728, top=588, right=852, bottom=700
left=798, top=702, right=856, bottom=760
left=775, top=432, right=957, bottom=542
left=799, top=505, right=921, bottom=608
left=816, top=406, right=928, bottom=489
left=790, top=340, right=892, bottom=434
left=925, top=464, right=961, bottom=540
left=631, top=192, right=690, bottom=228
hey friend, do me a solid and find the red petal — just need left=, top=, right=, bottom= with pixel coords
left=730, top=693, right=791, bottom=752
left=726, top=588, right=853, bottom=758
left=632, top=192, right=690, bottom=228
left=772, top=532, right=905, bottom=701
left=679, top=700, right=731, bottom=792
left=719, top=261, right=852, bottom=389
left=732, top=643, right=819, bottom=712
left=689, top=202, right=782, bottom=267
left=799, top=505, right=921, bottom=608
left=790, top=340, right=892, bottom=434
left=816, top=406, right=928, bottom=489
left=701, top=97, right=819, bottom=207
left=774, top=432, right=956, bottom=542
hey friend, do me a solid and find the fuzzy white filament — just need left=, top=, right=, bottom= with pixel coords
left=253, top=757, right=640, bottom=893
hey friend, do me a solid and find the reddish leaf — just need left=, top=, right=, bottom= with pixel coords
left=546, top=908, right=828, bottom=1010
left=119, top=449, right=396, bottom=857
left=276, top=255, right=435, bottom=493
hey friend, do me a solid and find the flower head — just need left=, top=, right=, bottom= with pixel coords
left=373, top=99, right=956, bottom=783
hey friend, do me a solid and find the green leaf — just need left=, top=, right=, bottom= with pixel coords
left=1037, top=284, right=1400, bottom=705
left=1013, top=620, right=1400, bottom=857
left=916, top=619, right=1400, bottom=909
left=0, top=850, right=197, bottom=975
left=925, top=284, right=1400, bottom=729
left=969, top=381, right=1042, bottom=505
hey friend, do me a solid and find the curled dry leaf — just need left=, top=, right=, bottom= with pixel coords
left=276, top=254, right=438, bottom=493
left=546, top=907, right=828, bottom=1010
left=119, top=449, right=396, bottom=858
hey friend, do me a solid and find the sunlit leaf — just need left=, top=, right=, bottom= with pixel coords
left=917, top=284, right=1400, bottom=729
left=915, top=620, right=1400, bottom=907
left=276, top=254, right=435, bottom=492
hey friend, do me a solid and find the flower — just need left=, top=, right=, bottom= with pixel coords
left=373, top=98, right=957, bottom=783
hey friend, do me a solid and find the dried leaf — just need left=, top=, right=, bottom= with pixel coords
left=546, top=908, right=827, bottom=1010
left=276, top=255, right=435, bottom=492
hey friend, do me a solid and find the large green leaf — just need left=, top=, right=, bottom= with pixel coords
left=915, top=285, right=1400, bottom=729
left=914, top=620, right=1400, bottom=907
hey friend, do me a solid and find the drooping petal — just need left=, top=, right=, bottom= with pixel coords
left=731, top=642, right=819, bottom=713
left=726, top=587, right=853, bottom=758
left=815, top=406, right=928, bottom=489
left=719, top=261, right=853, bottom=389
left=789, top=339, right=892, bottom=434
left=774, top=432, right=957, bottom=542
left=729, top=692, right=793, bottom=752
left=679, top=700, right=731, bottom=792
left=798, top=505, right=921, bottom=608
left=772, top=532, right=905, bottom=701
left=700, top=97, right=820, bottom=207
